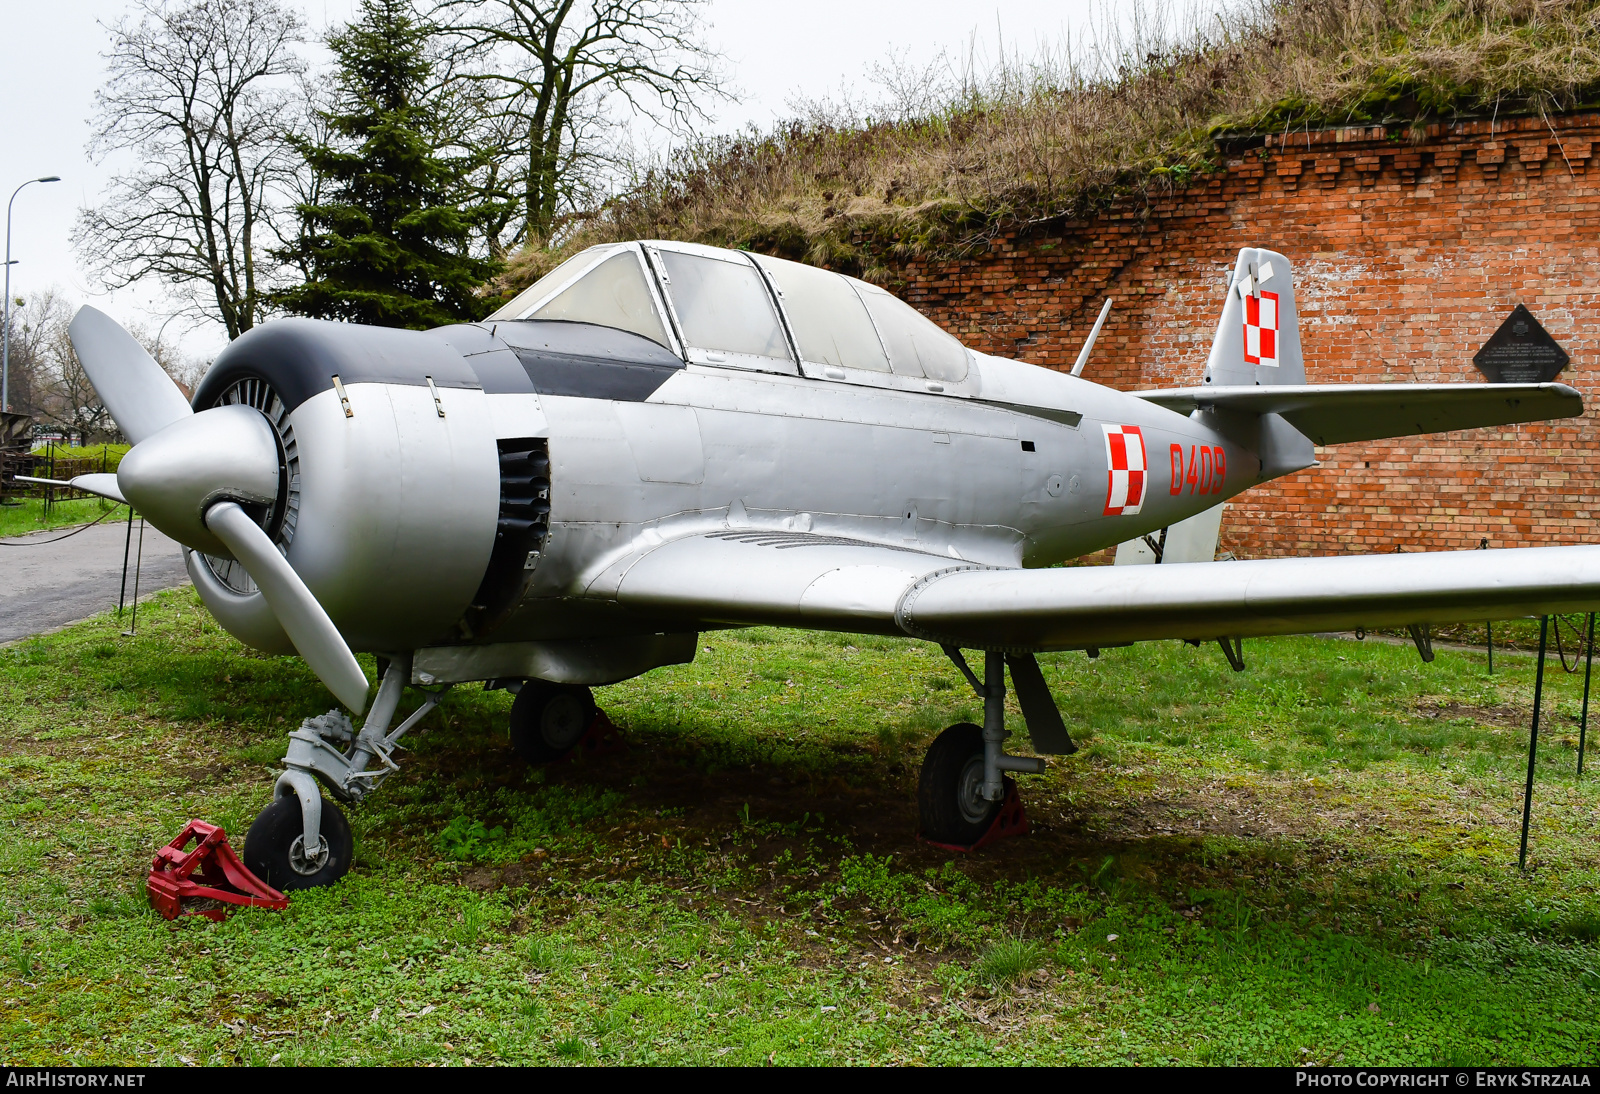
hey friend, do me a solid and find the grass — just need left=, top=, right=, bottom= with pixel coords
left=501, top=0, right=1600, bottom=285
left=6, top=589, right=1600, bottom=1064
left=0, top=496, right=129, bottom=538
left=26, top=444, right=129, bottom=469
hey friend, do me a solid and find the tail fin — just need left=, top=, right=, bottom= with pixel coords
left=1202, top=247, right=1314, bottom=478
left=1204, top=248, right=1305, bottom=389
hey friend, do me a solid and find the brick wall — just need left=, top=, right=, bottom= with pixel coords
left=892, top=114, right=1600, bottom=560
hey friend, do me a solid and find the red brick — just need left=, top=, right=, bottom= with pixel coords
left=888, top=114, right=1600, bottom=559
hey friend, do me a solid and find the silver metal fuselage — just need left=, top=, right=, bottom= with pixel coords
left=98, top=238, right=1590, bottom=706
left=522, top=356, right=1239, bottom=635
left=191, top=341, right=1246, bottom=660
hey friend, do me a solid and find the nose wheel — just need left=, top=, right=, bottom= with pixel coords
left=243, top=792, right=353, bottom=891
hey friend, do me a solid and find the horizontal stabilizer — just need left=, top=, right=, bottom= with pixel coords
left=1133, top=382, right=1581, bottom=445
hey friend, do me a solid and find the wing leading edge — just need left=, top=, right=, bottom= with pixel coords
left=607, top=532, right=1600, bottom=652
left=899, top=546, right=1600, bottom=650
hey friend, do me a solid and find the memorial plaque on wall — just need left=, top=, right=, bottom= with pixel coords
left=1473, top=304, right=1570, bottom=383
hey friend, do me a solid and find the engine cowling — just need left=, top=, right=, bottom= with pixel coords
left=188, top=319, right=501, bottom=654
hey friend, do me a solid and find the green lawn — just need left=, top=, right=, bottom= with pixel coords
left=2, top=445, right=130, bottom=537
left=4, top=589, right=1600, bottom=1065
left=0, top=496, right=129, bottom=538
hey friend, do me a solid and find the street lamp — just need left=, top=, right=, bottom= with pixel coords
left=2, top=175, right=62, bottom=415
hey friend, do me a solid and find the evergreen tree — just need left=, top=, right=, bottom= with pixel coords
left=274, top=0, right=500, bottom=328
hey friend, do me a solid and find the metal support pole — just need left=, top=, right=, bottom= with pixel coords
left=3, top=176, right=60, bottom=414
left=122, top=517, right=144, bottom=637
left=116, top=505, right=134, bottom=617
left=982, top=651, right=1007, bottom=802
left=1479, top=538, right=1494, bottom=675
left=1520, top=615, right=1549, bottom=871
left=1581, top=613, right=1595, bottom=781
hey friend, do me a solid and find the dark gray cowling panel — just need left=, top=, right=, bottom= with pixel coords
left=194, top=317, right=486, bottom=414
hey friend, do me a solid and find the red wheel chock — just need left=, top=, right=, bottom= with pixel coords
left=920, top=776, right=1032, bottom=853
left=554, top=710, right=627, bottom=765
left=147, top=820, right=289, bottom=922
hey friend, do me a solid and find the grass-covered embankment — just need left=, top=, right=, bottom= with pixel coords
left=499, top=0, right=1600, bottom=289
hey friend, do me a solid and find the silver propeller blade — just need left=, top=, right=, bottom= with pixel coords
left=73, top=306, right=367, bottom=714
left=68, top=306, right=193, bottom=444
left=206, top=501, right=371, bottom=714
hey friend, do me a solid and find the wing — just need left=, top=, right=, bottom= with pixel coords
left=1133, top=383, right=1580, bottom=445
left=897, top=547, right=1600, bottom=650
left=600, top=530, right=977, bottom=634
left=603, top=531, right=1600, bottom=651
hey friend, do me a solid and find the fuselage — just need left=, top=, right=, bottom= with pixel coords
left=187, top=313, right=1253, bottom=655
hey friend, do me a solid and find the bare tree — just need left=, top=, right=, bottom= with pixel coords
left=1, top=294, right=53, bottom=425
left=75, top=0, right=306, bottom=340
left=14, top=290, right=114, bottom=442
left=433, top=0, right=724, bottom=251
left=7, top=290, right=199, bottom=441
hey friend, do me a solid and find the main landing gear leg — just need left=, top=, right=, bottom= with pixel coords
left=918, top=648, right=1055, bottom=850
left=243, top=653, right=452, bottom=891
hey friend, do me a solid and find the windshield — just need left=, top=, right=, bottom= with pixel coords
left=485, top=246, right=617, bottom=322
left=524, top=249, right=670, bottom=348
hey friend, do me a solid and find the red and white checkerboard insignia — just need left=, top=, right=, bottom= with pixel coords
left=1101, top=424, right=1147, bottom=516
left=1243, top=290, right=1279, bottom=367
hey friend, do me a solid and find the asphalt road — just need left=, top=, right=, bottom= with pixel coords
left=0, top=517, right=191, bottom=643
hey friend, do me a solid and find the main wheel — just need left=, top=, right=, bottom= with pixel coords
left=918, top=722, right=997, bottom=845
left=509, top=681, right=596, bottom=763
left=243, top=794, right=353, bottom=891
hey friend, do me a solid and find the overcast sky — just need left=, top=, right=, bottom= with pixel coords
left=0, top=0, right=1199, bottom=362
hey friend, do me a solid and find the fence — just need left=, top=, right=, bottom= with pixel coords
left=0, top=446, right=113, bottom=516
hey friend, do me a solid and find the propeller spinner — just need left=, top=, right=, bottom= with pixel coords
left=70, top=306, right=371, bottom=713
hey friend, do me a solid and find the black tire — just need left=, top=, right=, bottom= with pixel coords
left=243, top=794, right=353, bottom=892
left=509, top=681, right=596, bottom=763
left=918, top=722, right=997, bottom=845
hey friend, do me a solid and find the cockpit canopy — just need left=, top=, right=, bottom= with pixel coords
left=487, top=241, right=971, bottom=386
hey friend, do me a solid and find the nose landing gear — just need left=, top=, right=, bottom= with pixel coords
left=916, top=648, right=1073, bottom=850
left=243, top=652, right=450, bottom=891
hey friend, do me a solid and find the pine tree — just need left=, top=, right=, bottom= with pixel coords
left=274, top=0, right=500, bottom=328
